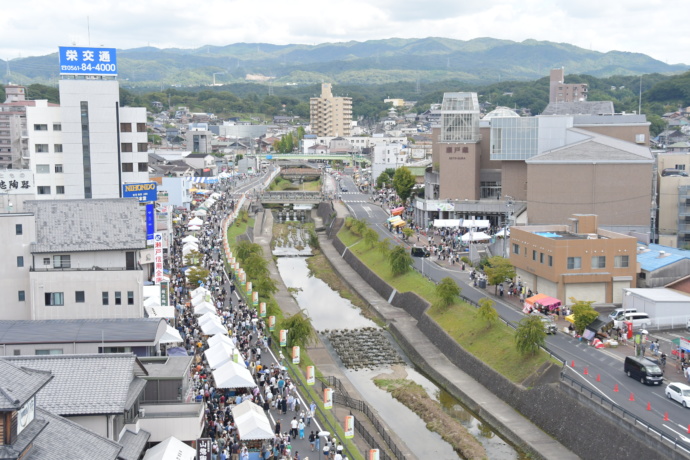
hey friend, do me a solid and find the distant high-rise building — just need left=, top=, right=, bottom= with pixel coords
left=309, top=83, right=352, bottom=137
left=549, top=68, right=588, bottom=103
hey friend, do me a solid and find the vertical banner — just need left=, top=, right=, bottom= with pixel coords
left=306, top=365, right=315, bottom=385
left=246, top=281, right=252, bottom=295
left=344, top=415, right=354, bottom=439
left=160, top=279, right=169, bottom=306
left=239, top=270, right=246, bottom=286
left=153, top=233, right=164, bottom=284
left=323, top=388, right=333, bottom=409
left=145, top=203, right=155, bottom=242
left=196, top=438, right=212, bottom=460
left=252, top=291, right=259, bottom=306
left=259, top=302, right=266, bottom=317
left=279, top=329, right=288, bottom=347
left=368, top=450, right=380, bottom=460
left=292, top=346, right=300, bottom=364
left=268, top=316, right=275, bottom=332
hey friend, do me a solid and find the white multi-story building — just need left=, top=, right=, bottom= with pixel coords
left=372, top=141, right=408, bottom=182
left=26, top=80, right=149, bottom=200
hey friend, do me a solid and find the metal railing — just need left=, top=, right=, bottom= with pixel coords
left=318, top=376, right=407, bottom=460
left=560, top=371, right=690, bottom=455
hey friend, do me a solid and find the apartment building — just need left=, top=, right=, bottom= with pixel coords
left=309, top=83, right=352, bottom=137
left=656, top=152, right=690, bottom=247
left=549, top=67, right=588, bottom=103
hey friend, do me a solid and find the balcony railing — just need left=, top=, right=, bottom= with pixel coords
left=31, top=266, right=142, bottom=272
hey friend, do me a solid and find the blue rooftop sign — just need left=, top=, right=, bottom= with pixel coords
left=58, top=46, right=117, bottom=76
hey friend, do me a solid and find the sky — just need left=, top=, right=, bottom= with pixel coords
left=0, top=0, right=685, bottom=65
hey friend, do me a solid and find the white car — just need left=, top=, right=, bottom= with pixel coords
left=665, top=382, right=690, bottom=408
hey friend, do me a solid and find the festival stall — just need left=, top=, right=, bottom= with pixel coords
left=212, top=361, right=256, bottom=389
left=143, top=436, right=196, bottom=460
left=461, top=219, right=490, bottom=229
left=231, top=400, right=274, bottom=460
left=391, top=206, right=405, bottom=216
left=433, top=219, right=461, bottom=228
left=522, top=293, right=562, bottom=314
left=461, top=231, right=491, bottom=242
left=204, top=342, right=239, bottom=369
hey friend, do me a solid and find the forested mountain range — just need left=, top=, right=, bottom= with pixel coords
left=3, top=37, right=687, bottom=87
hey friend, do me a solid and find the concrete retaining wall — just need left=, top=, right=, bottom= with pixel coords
left=332, top=233, right=670, bottom=460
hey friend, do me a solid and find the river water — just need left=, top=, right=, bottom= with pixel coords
left=276, top=256, right=526, bottom=459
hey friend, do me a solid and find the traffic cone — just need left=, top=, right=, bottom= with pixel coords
left=647, top=402, right=651, bottom=411
left=614, top=384, right=619, bottom=392
left=596, top=374, right=601, bottom=382
left=664, top=412, right=669, bottom=421
left=687, top=425, right=690, bottom=434
left=571, top=360, right=575, bottom=368
left=629, top=393, right=635, bottom=401
left=584, top=367, right=589, bottom=375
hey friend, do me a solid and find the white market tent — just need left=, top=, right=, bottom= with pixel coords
left=461, top=219, right=490, bottom=229
left=232, top=400, right=273, bottom=441
left=204, top=342, right=237, bottom=369
left=182, top=246, right=198, bottom=257
left=182, top=235, right=199, bottom=244
left=188, top=225, right=201, bottom=231
left=433, top=219, right=461, bottom=228
left=461, top=231, right=492, bottom=242
left=159, top=325, right=184, bottom=344
left=213, top=361, right=256, bottom=389
left=191, top=286, right=211, bottom=297
left=192, top=295, right=213, bottom=308
left=208, top=334, right=235, bottom=348
left=145, top=305, right=176, bottom=319
left=194, top=302, right=217, bottom=316
left=211, top=192, right=222, bottom=199
left=194, top=209, right=207, bottom=217
left=198, top=312, right=220, bottom=325
left=143, top=296, right=161, bottom=308
left=495, top=228, right=510, bottom=237
left=143, top=436, right=196, bottom=460
left=188, top=217, right=203, bottom=226
left=201, top=321, right=228, bottom=336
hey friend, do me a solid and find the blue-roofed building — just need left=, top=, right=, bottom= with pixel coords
left=636, top=244, right=690, bottom=288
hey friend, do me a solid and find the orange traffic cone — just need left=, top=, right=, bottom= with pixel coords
left=614, top=384, right=619, bottom=392
left=647, top=402, right=651, bottom=411
left=584, top=367, right=589, bottom=375
left=664, top=412, right=669, bottom=421
left=596, top=374, right=601, bottom=382
left=571, top=360, right=575, bottom=368
left=629, top=393, right=635, bottom=401
left=687, top=425, right=690, bottom=434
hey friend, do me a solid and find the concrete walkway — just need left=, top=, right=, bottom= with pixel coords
left=318, top=202, right=579, bottom=460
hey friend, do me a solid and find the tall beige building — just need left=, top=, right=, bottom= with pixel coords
left=549, top=68, right=588, bottom=103
left=310, top=83, right=352, bottom=137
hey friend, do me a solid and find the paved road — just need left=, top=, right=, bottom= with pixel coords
left=338, top=174, right=690, bottom=452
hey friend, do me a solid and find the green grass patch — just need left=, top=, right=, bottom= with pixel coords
left=338, top=227, right=551, bottom=383
left=226, top=217, right=255, bottom=244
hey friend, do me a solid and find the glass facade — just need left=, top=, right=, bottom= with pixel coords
left=490, top=117, right=538, bottom=161
left=440, top=93, right=480, bottom=142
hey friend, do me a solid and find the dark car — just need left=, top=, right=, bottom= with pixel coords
left=411, top=247, right=430, bottom=258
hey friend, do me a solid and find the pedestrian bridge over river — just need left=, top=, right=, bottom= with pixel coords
left=259, top=191, right=323, bottom=204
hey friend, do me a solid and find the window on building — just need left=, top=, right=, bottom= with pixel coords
left=512, top=244, right=519, bottom=255
left=462, top=147, right=469, bottom=153
left=121, top=143, right=133, bottom=152
left=54, top=144, right=63, bottom=153
left=137, top=143, right=148, bottom=152
left=54, top=164, right=63, bottom=173
left=121, top=163, right=134, bottom=172
left=115, top=291, right=122, bottom=305
left=16, top=256, right=23, bottom=267
left=75, top=291, right=85, bottom=303
left=18, top=291, right=25, bottom=302
left=120, top=123, right=132, bottom=132
left=102, top=292, right=109, bottom=305
left=35, top=144, right=49, bottom=153
left=567, top=257, right=581, bottom=270
left=15, top=224, right=22, bottom=235
left=137, top=123, right=147, bottom=132
left=53, top=123, right=62, bottom=131
left=53, top=255, right=71, bottom=269
left=532, top=250, right=537, bottom=261
left=127, top=291, right=134, bottom=305
left=44, top=292, right=64, bottom=306
left=540, top=252, right=544, bottom=264
left=43, top=258, right=50, bottom=265
left=33, top=124, right=48, bottom=131
left=56, top=185, right=65, bottom=194
left=591, top=256, right=606, bottom=269
left=614, top=255, right=629, bottom=268
left=675, top=164, right=686, bottom=171
left=37, top=186, right=51, bottom=195
left=548, top=255, right=553, bottom=267
left=35, top=349, right=63, bottom=355
left=37, top=164, right=50, bottom=174
left=138, top=162, right=148, bottom=172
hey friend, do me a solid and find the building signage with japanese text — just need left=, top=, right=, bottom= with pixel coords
left=0, top=169, right=34, bottom=194
left=123, top=182, right=158, bottom=202
left=154, top=233, right=164, bottom=284
left=58, top=46, right=117, bottom=76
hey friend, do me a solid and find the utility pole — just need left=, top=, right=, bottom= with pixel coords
left=503, top=196, right=513, bottom=257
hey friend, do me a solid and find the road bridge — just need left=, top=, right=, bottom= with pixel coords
left=259, top=191, right=324, bottom=204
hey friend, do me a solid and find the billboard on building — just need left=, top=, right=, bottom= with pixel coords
left=123, top=182, right=158, bottom=202
left=0, top=169, right=34, bottom=195
left=58, top=46, right=117, bottom=76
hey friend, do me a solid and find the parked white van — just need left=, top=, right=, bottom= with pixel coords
left=609, top=308, right=637, bottom=322
left=614, top=312, right=651, bottom=329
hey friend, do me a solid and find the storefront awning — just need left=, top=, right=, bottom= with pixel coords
left=433, top=219, right=461, bottom=228
left=461, top=219, right=490, bottom=229
left=387, top=216, right=402, bottom=224
left=391, top=207, right=405, bottom=216
left=392, top=220, right=406, bottom=227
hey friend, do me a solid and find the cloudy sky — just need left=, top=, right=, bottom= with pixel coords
left=0, top=0, right=684, bottom=65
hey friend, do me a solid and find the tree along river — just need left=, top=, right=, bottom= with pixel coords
left=276, top=255, right=527, bottom=459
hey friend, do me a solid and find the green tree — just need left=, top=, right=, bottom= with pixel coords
left=254, top=276, right=278, bottom=298
left=234, top=240, right=262, bottom=263
left=376, top=239, right=391, bottom=257
left=477, top=297, right=499, bottom=328
left=483, top=256, right=515, bottom=295
left=184, top=250, right=203, bottom=266
left=515, top=315, right=546, bottom=356
left=243, top=253, right=270, bottom=281
left=186, top=266, right=210, bottom=287
left=363, top=227, right=379, bottom=248
left=388, top=246, right=412, bottom=276
left=435, top=277, right=461, bottom=310
left=570, top=298, right=598, bottom=334
left=280, top=310, right=318, bottom=349
left=402, top=227, right=415, bottom=240
left=351, top=218, right=368, bottom=237
left=376, top=172, right=390, bottom=189
left=392, top=166, right=416, bottom=203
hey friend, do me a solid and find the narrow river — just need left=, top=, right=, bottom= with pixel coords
left=276, top=256, right=526, bottom=459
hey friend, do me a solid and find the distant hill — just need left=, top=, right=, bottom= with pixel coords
left=3, top=37, right=687, bottom=87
